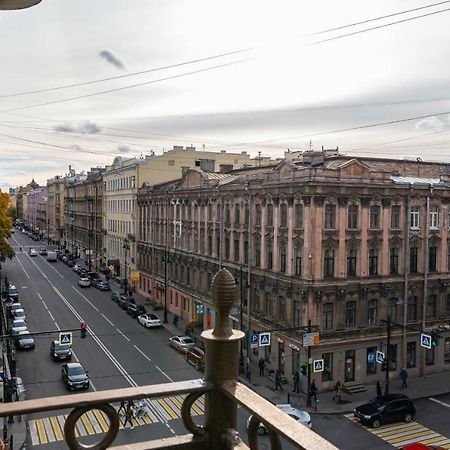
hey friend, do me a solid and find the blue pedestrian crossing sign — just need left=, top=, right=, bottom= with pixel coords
left=59, top=332, right=72, bottom=346
left=313, top=359, right=324, bottom=372
left=421, top=333, right=432, bottom=349
left=250, top=334, right=258, bottom=348
left=259, top=332, right=271, bottom=347
left=376, top=350, right=385, bottom=364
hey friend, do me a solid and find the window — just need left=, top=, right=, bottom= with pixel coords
left=348, top=204, right=358, bottom=229
left=427, top=294, right=437, bottom=319
left=234, top=205, right=240, bottom=224
left=367, top=347, right=377, bottom=374
left=408, top=296, right=418, bottom=321
left=390, top=247, right=399, bottom=274
left=367, top=300, right=377, bottom=325
left=389, top=298, right=398, bottom=322
left=324, top=249, right=335, bottom=278
left=407, top=342, right=416, bottom=368
left=429, top=245, right=438, bottom=272
left=244, top=239, right=249, bottom=264
left=280, top=204, right=287, bottom=228
left=345, top=301, right=356, bottom=327
left=255, top=204, right=262, bottom=226
left=426, top=347, right=435, bottom=366
left=225, top=236, right=230, bottom=259
left=410, top=206, right=420, bottom=228
left=278, top=297, right=286, bottom=322
left=388, top=344, right=397, bottom=371
left=254, top=237, right=261, bottom=267
left=322, top=353, right=333, bottom=382
left=324, top=204, right=336, bottom=229
left=266, top=204, right=274, bottom=227
left=295, top=204, right=303, bottom=229
left=279, top=244, right=286, bottom=273
left=294, top=246, right=302, bottom=276
left=370, top=205, right=381, bottom=229
left=410, top=246, right=418, bottom=273
left=430, top=207, right=440, bottom=229
left=391, top=205, right=401, bottom=229
left=225, top=205, right=230, bottom=224
left=293, top=301, right=301, bottom=327
left=265, top=292, right=273, bottom=316
left=216, top=236, right=220, bottom=258
left=347, top=248, right=357, bottom=277
left=444, top=338, right=450, bottom=364
left=234, top=238, right=240, bottom=262
left=323, top=303, right=333, bottom=330
left=267, top=240, right=273, bottom=270
left=369, top=248, right=378, bottom=275
left=168, top=159, right=175, bottom=166
left=208, top=236, right=212, bottom=254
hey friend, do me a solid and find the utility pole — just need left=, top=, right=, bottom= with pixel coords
left=123, top=238, right=129, bottom=296
left=239, top=265, right=244, bottom=373
left=246, top=183, right=252, bottom=381
left=306, top=319, right=312, bottom=405
left=385, top=315, right=391, bottom=395
left=163, top=196, right=169, bottom=324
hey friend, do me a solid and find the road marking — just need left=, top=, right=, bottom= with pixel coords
left=72, top=286, right=99, bottom=312
left=42, top=301, right=48, bottom=310
left=48, top=311, right=55, bottom=321
left=101, top=313, right=114, bottom=326
left=156, top=365, right=174, bottom=382
left=54, top=322, right=60, bottom=330
left=117, top=328, right=131, bottom=342
left=133, top=344, right=152, bottom=362
left=37, top=292, right=42, bottom=300
left=429, top=397, right=450, bottom=409
left=15, top=255, right=30, bottom=279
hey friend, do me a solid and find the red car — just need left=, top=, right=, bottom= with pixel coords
left=185, top=347, right=205, bottom=371
left=403, top=445, right=445, bottom=450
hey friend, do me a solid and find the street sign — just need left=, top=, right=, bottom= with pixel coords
left=421, top=333, right=432, bottom=349
left=376, top=350, right=385, bottom=364
left=250, top=334, right=258, bottom=349
left=302, top=332, right=319, bottom=347
left=367, top=352, right=375, bottom=363
left=59, top=331, right=72, bottom=346
left=259, top=332, right=271, bottom=347
left=196, top=304, right=204, bottom=314
left=313, top=359, right=324, bottom=372
left=0, top=372, right=4, bottom=382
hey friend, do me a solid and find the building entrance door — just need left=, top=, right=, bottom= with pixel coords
left=345, top=350, right=355, bottom=382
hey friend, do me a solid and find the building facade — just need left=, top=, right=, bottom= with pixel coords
left=137, top=151, right=450, bottom=391
left=47, top=175, right=66, bottom=246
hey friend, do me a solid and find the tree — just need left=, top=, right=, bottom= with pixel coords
left=7, top=205, right=17, bottom=220
left=0, top=192, right=14, bottom=261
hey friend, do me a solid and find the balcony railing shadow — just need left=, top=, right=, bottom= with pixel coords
left=0, top=269, right=338, bottom=450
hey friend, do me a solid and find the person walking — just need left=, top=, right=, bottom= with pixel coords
left=258, top=357, right=265, bottom=376
left=118, top=400, right=126, bottom=415
left=309, top=380, right=318, bottom=403
left=376, top=381, right=383, bottom=397
left=400, top=368, right=408, bottom=389
left=275, top=369, right=283, bottom=391
left=123, top=405, right=134, bottom=430
left=292, top=370, right=300, bottom=393
left=332, top=380, right=342, bottom=403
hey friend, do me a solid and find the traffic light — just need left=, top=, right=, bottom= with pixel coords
left=431, top=329, right=441, bottom=347
left=301, top=363, right=308, bottom=376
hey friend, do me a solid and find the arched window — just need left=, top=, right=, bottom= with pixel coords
left=267, top=204, right=274, bottom=227
left=255, top=204, right=262, bottom=225
left=280, top=203, right=287, bottom=227
left=348, top=204, right=359, bottom=229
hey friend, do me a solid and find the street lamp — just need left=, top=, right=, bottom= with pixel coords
left=123, top=238, right=129, bottom=296
left=162, top=250, right=170, bottom=324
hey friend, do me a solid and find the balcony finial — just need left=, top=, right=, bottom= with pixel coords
left=211, top=268, right=236, bottom=338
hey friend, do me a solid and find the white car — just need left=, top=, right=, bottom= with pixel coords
left=247, top=404, right=312, bottom=435
left=11, top=320, right=28, bottom=334
left=29, top=248, right=38, bottom=256
left=169, top=335, right=195, bottom=352
left=78, top=277, right=91, bottom=288
left=138, top=313, right=162, bottom=328
left=12, top=308, right=26, bottom=321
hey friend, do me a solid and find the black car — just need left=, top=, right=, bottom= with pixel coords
left=111, top=291, right=121, bottom=302
left=50, top=340, right=72, bottom=361
left=127, top=303, right=146, bottom=318
left=66, top=260, right=75, bottom=268
left=62, top=362, right=89, bottom=390
left=119, top=295, right=135, bottom=310
left=354, top=394, right=415, bottom=428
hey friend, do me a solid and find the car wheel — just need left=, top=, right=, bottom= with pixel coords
left=371, top=419, right=381, bottom=429
left=404, top=413, right=412, bottom=423
left=258, top=425, right=266, bottom=435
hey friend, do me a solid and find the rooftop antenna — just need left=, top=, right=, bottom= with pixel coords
left=258, top=151, right=261, bottom=167
left=309, top=140, right=313, bottom=151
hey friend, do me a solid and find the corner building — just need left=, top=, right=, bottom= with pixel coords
left=137, top=151, right=450, bottom=391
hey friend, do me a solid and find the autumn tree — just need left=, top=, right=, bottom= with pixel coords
left=0, top=192, right=14, bottom=262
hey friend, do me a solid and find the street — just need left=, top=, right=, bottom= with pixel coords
left=4, top=232, right=450, bottom=449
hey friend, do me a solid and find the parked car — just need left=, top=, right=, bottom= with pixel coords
left=247, top=404, right=312, bottom=435
left=61, top=362, right=89, bottom=391
left=66, top=259, right=75, bottom=268
left=39, top=247, right=47, bottom=256
left=78, top=277, right=91, bottom=288
left=15, top=331, right=35, bottom=350
left=7, top=285, right=18, bottom=301
left=95, top=280, right=110, bottom=291
left=12, top=308, right=26, bottom=321
left=111, top=291, right=120, bottom=302
left=47, top=251, right=57, bottom=262
left=169, top=335, right=195, bottom=352
left=138, top=313, right=161, bottom=328
left=9, top=302, right=22, bottom=318
left=72, top=264, right=81, bottom=274
left=50, top=340, right=72, bottom=361
left=118, top=294, right=135, bottom=310
left=29, top=248, right=38, bottom=256
left=354, top=394, right=415, bottom=428
left=11, top=319, right=28, bottom=334
left=185, top=346, right=205, bottom=370
left=127, top=303, right=146, bottom=318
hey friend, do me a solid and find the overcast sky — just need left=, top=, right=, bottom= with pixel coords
left=1, top=0, right=450, bottom=190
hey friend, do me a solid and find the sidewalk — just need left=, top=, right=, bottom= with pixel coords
left=110, top=280, right=450, bottom=415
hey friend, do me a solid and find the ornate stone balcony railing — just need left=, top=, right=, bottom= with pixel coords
left=0, top=269, right=338, bottom=450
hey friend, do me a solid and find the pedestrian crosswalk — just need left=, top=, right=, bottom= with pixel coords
left=345, top=413, right=450, bottom=448
left=29, top=394, right=205, bottom=446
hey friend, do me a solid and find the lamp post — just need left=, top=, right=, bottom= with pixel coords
left=162, top=250, right=169, bottom=324
left=123, top=237, right=129, bottom=295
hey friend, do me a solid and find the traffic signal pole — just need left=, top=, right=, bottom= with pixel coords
left=306, top=319, right=312, bottom=405
left=385, top=315, right=391, bottom=395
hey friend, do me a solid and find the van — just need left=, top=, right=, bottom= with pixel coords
left=47, top=251, right=57, bottom=262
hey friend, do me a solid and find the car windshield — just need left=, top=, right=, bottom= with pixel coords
left=13, top=321, right=26, bottom=327
left=181, top=337, right=194, bottom=344
left=369, top=398, right=385, bottom=408
left=9, top=289, right=17, bottom=294
left=68, top=366, right=86, bottom=376
left=149, top=314, right=158, bottom=320
left=55, top=343, right=71, bottom=351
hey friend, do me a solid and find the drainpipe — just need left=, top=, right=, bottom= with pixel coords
left=402, top=188, right=411, bottom=368
left=246, top=182, right=252, bottom=381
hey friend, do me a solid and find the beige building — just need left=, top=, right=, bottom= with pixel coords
left=103, top=146, right=254, bottom=285
left=137, top=150, right=450, bottom=392
left=47, top=175, right=67, bottom=246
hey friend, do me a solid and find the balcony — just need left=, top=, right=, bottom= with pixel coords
left=0, top=269, right=337, bottom=450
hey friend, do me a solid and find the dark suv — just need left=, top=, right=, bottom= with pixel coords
left=127, top=303, right=146, bottom=318
left=354, top=394, right=415, bottom=428
left=118, top=294, right=135, bottom=310
left=61, top=362, right=89, bottom=391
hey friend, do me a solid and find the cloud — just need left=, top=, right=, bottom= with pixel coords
left=54, top=123, right=75, bottom=133
left=54, top=121, right=101, bottom=134
left=99, top=49, right=125, bottom=70
left=117, top=144, right=134, bottom=153
left=415, top=116, right=445, bottom=132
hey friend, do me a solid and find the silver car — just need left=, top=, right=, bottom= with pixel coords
left=11, top=320, right=28, bottom=334
left=169, top=335, right=195, bottom=352
left=15, top=331, right=35, bottom=350
left=13, top=308, right=26, bottom=321
left=78, top=277, right=91, bottom=288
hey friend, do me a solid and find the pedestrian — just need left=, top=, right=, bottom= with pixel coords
left=309, top=380, right=318, bottom=403
left=123, top=405, right=134, bottom=429
left=376, top=381, right=382, bottom=397
left=118, top=400, right=126, bottom=415
left=400, top=367, right=408, bottom=389
left=258, top=357, right=265, bottom=376
left=275, top=369, right=283, bottom=391
left=333, top=380, right=342, bottom=403
left=19, top=246, right=22, bottom=252
left=292, top=370, right=300, bottom=393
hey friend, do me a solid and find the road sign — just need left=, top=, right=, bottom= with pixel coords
left=302, top=332, right=319, bottom=347
left=313, top=359, right=324, bottom=372
left=376, top=350, right=385, bottom=364
left=196, top=304, right=204, bottom=314
left=0, top=372, right=4, bottom=382
left=59, top=332, right=72, bottom=346
left=259, top=332, right=271, bottom=347
left=367, top=352, right=375, bottom=363
left=250, top=334, right=258, bottom=349
left=421, top=333, right=432, bottom=349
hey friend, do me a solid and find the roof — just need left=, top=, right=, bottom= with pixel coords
left=390, top=176, right=442, bottom=186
